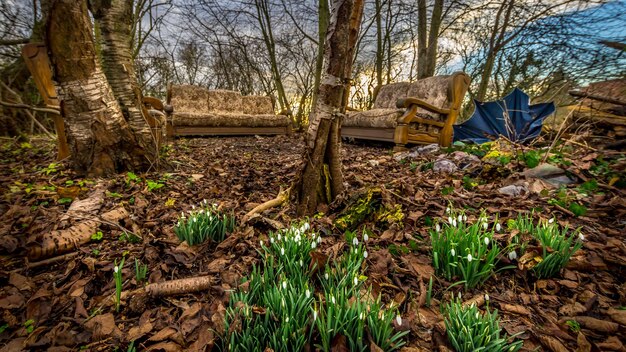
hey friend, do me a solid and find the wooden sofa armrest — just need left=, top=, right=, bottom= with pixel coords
left=396, top=97, right=450, bottom=115
left=142, top=96, right=164, bottom=111
left=346, top=106, right=361, bottom=112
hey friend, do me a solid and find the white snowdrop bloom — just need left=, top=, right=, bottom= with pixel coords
left=324, top=273, right=329, bottom=280
left=508, top=251, right=517, bottom=260
left=467, top=254, right=473, bottom=262
left=396, top=315, right=402, bottom=326
left=548, top=218, right=554, bottom=224
left=435, top=223, right=441, bottom=232
left=446, top=207, right=451, bottom=214
left=448, top=216, right=453, bottom=224
left=295, top=234, right=301, bottom=243
left=306, top=289, right=311, bottom=299
left=181, top=212, right=185, bottom=218
left=281, top=247, right=285, bottom=256
left=114, top=266, right=119, bottom=273
left=311, top=241, right=317, bottom=249
left=353, top=276, right=359, bottom=286
left=359, top=312, right=363, bottom=320
left=353, top=237, right=359, bottom=246
left=452, top=219, right=457, bottom=227
left=495, top=223, right=501, bottom=232
left=458, top=292, right=462, bottom=299
left=285, top=317, right=290, bottom=323
left=277, top=234, right=282, bottom=241
left=451, top=248, right=456, bottom=257
left=302, top=223, right=310, bottom=231
left=317, top=236, right=322, bottom=244
left=260, top=240, right=264, bottom=246
left=331, top=295, right=336, bottom=305
left=483, top=222, right=488, bottom=230
left=203, top=199, right=208, bottom=205
left=282, top=281, right=287, bottom=289
left=578, top=233, right=585, bottom=241
left=463, top=215, right=468, bottom=222
left=484, top=237, right=490, bottom=246
left=313, top=310, right=318, bottom=321
left=484, top=294, right=490, bottom=302
left=193, top=217, right=197, bottom=222
left=363, top=233, right=369, bottom=242
left=363, top=250, right=368, bottom=259
left=458, top=214, right=463, bottom=222
left=192, top=205, right=195, bottom=210
left=381, top=312, right=385, bottom=320
left=300, top=259, right=304, bottom=267
left=270, top=237, right=275, bottom=244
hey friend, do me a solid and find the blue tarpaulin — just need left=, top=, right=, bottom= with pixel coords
left=453, top=88, right=555, bottom=144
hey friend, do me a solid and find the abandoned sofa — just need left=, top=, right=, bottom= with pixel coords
left=342, top=72, right=470, bottom=149
left=164, top=85, right=291, bottom=137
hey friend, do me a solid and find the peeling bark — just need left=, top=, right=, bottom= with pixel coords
left=296, top=0, right=365, bottom=215
left=90, top=0, right=159, bottom=161
left=46, top=0, right=152, bottom=175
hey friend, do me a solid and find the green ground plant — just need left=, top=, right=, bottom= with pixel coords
left=113, top=257, right=125, bottom=312
left=430, top=208, right=501, bottom=289
left=174, top=202, right=235, bottom=245
left=443, top=297, right=522, bottom=352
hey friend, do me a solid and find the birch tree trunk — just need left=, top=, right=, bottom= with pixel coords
left=46, top=0, right=152, bottom=176
left=89, top=0, right=159, bottom=162
left=296, top=0, right=365, bottom=216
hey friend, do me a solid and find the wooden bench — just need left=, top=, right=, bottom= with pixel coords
left=342, top=72, right=470, bottom=149
left=164, top=84, right=292, bottom=137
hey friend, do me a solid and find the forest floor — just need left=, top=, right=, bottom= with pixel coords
left=0, top=133, right=625, bottom=351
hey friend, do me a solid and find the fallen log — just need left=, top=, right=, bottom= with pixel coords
left=145, top=276, right=214, bottom=297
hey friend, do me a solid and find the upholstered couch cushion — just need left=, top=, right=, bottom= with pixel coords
left=207, top=90, right=243, bottom=114
left=343, top=109, right=402, bottom=128
left=172, top=112, right=290, bottom=127
left=169, top=85, right=210, bottom=113
left=241, top=96, right=274, bottom=115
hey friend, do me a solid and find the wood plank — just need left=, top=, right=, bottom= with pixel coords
left=173, top=126, right=290, bottom=136
left=341, top=127, right=395, bottom=141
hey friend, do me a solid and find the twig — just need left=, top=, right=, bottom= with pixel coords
left=0, top=100, right=61, bottom=115
left=243, top=186, right=292, bottom=222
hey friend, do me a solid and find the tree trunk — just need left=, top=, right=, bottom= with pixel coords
left=417, top=0, right=443, bottom=79
left=296, top=0, right=365, bottom=216
left=311, top=0, right=330, bottom=113
left=89, top=0, right=159, bottom=164
left=46, top=0, right=152, bottom=176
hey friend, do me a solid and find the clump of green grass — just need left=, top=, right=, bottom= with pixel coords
left=430, top=208, right=501, bottom=289
left=174, top=202, right=235, bottom=245
left=223, top=224, right=407, bottom=351
left=443, top=297, right=522, bottom=352
left=508, top=214, right=583, bottom=278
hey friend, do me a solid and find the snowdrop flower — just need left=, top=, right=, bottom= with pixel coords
left=359, top=312, right=363, bottom=320
left=476, top=311, right=480, bottom=319
left=452, top=219, right=457, bottom=227
left=295, top=234, right=301, bottom=243
left=353, top=237, right=359, bottom=246
left=484, top=294, right=490, bottom=302
left=353, top=276, right=359, bottom=286
left=260, top=240, right=264, bottom=246
left=270, top=237, right=275, bottom=244
left=113, top=266, right=119, bottom=273
left=435, top=223, right=441, bottom=232
left=203, top=199, right=208, bottom=205
left=467, top=254, right=473, bottom=262
left=317, top=236, right=322, bottom=244
left=285, top=317, right=290, bottom=323
left=451, top=248, right=456, bottom=257
left=300, top=259, right=304, bottom=267
left=282, top=281, right=287, bottom=289
left=484, top=237, right=490, bottom=246
left=193, top=217, right=197, bottom=222
left=395, top=315, right=402, bottom=326
left=313, top=310, right=318, bottom=321
left=363, top=250, right=368, bottom=259
left=448, top=216, right=453, bottom=224
left=277, top=234, right=282, bottom=241
left=457, top=214, right=463, bottom=223
left=578, top=233, right=585, bottom=241
left=330, top=295, right=336, bottom=305
left=324, top=273, right=329, bottom=280
left=463, top=214, right=468, bottom=222
left=483, top=222, right=488, bottom=230
left=548, top=218, right=554, bottom=224
left=311, top=241, right=317, bottom=249
left=495, top=223, right=501, bottom=232
left=446, top=207, right=451, bottom=214
left=508, top=251, right=517, bottom=260
left=306, top=289, right=311, bottom=299
left=192, top=205, right=195, bottom=210
left=302, top=223, right=310, bottom=231
left=280, top=247, right=285, bottom=256
left=181, top=212, right=185, bottom=218
left=363, top=233, right=369, bottom=242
